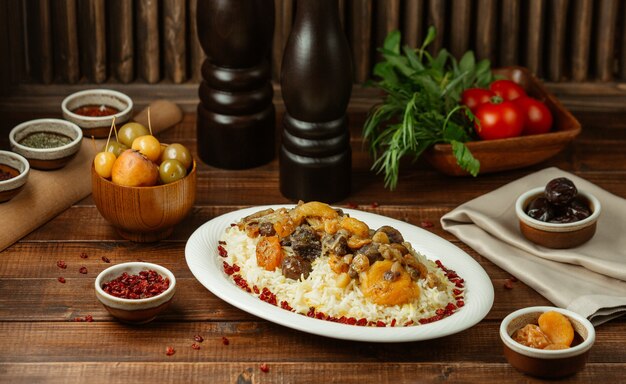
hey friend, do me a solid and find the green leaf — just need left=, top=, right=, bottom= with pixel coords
left=459, top=51, right=475, bottom=74
left=420, top=26, right=436, bottom=52
left=383, top=30, right=402, bottom=54
left=451, top=140, right=480, bottom=176
left=402, top=46, right=424, bottom=71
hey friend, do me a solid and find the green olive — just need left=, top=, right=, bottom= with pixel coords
left=118, top=122, right=150, bottom=148
left=160, top=143, right=192, bottom=170
left=159, top=159, right=187, bottom=184
left=101, top=141, right=128, bottom=157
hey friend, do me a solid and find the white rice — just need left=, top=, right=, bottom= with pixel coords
left=221, top=225, right=462, bottom=326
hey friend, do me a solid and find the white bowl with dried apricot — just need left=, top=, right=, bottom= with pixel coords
left=91, top=120, right=196, bottom=242
left=500, top=306, right=595, bottom=378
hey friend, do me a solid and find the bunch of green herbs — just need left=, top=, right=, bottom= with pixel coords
left=363, top=27, right=495, bottom=189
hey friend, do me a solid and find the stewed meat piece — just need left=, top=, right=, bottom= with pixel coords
left=290, top=224, right=322, bottom=260
left=321, top=230, right=349, bottom=257
left=355, top=243, right=382, bottom=265
left=376, top=226, right=404, bottom=243
left=258, top=222, right=276, bottom=236
left=282, top=256, right=312, bottom=280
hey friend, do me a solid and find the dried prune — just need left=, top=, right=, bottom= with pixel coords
left=526, top=197, right=554, bottom=222
left=545, top=177, right=577, bottom=206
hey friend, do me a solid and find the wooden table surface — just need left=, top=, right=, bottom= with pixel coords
left=1, top=110, right=625, bottom=383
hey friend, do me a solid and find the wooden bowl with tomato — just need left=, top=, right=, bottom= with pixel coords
left=423, top=66, right=581, bottom=176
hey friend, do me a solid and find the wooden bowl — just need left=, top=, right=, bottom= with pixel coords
left=500, top=306, right=595, bottom=378
left=91, top=159, right=196, bottom=242
left=515, top=187, right=601, bottom=249
left=9, top=118, right=83, bottom=170
left=62, top=89, right=133, bottom=138
left=0, top=150, right=30, bottom=203
left=423, top=66, right=581, bottom=176
left=95, top=262, right=176, bottom=324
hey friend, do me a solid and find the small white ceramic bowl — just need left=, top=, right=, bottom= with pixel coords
left=62, top=89, right=133, bottom=138
left=95, top=262, right=176, bottom=324
left=0, top=150, right=30, bottom=202
left=515, top=187, right=601, bottom=248
left=500, top=306, right=595, bottom=378
left=9, top=118, right=83, bottom=170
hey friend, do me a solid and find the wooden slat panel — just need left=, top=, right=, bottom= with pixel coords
left=426, top=0, right=445, bottom=54
left=547, top=0, right=570, bottom=81
left=402, top=0, right=424, bottom=49
left=163, top=0, right=186, bottom=83
left=7, top=0, right=27, bottom=84
left=137, top=0, right=160, bottom=84
left=500, top=0, right=521, bottom=66
left=376, top=0, right=400, bottom=39
left=450, top=0, right=472, bottom=59
left=524, top=0, right=545, bottom=76
left=475, top=0, right=497, bottom=63
left=571, top=0, right=593, bottom=81
left=25, top=0, right=54, bottom=84
left=350, top=0, right=373, bottom=84
left=272, top=0, right=294, bottom=81
left=595, top=0, right=619, bottom=81
left=78, top=0, right=107, bottom=83
left=622, top=2, right=626, bottom=80
left=2, top=362, right=626, bottom=384
left=0, top=2, right=8, bottom=96
left=51, top=0, right=80, bottom=83
left=338, top=0, right=346, bottom=27
left=188, top=0, right=205, bottom=82
left=108, top=0, right=134, bottom=83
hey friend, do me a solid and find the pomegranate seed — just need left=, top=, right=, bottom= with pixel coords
left=346, top=202, right=358, bottom=209
left=259, top=363, right=269, bottom=373
left=80, top=252, right=88, bottom=259
left=57, top=277, right=66, bottom=284
left=56, top=260, right=67, bottom=269
left=85, top=315, right=93, bottom=322
left=101, top=256, right=111, bottom=263
left=510, top=276, right=518, bottom=282
left=217, top=245, right=228, bottom=257
left=191, top=343, right=201, bottom=350
left=218, top=240, right=226, bottom=245
left=166, top=346, right=175, bottom=356
left=456, top=300, right=465, bottom=307
left=194, top=335, right=204, bottom=343
left=79, top=267, right=88, bottom=274
left=504, top=279, right=514, bottom=289
left=390, top=319, right=397, bottom=327
left=371, top=202, right=379, bottom=208
left=222, top=337, right=230, bottom=346
left=420, top=220, right=434, bottom=228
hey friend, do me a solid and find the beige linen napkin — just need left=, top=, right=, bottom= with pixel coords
left=441, top=167, right=626, bottom=325
left=0, top=100, right=183, bottom=253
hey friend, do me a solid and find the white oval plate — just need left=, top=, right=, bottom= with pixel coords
left=185, top=206, right=494, bottom=343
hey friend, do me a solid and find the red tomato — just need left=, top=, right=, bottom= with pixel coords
left=474, top=100, right=524, bottom=140
left=515, top=97, right=553, bottom=135
left=461, top=88, right=495, bottom=112
left=490, top=79, right=526, bottom=101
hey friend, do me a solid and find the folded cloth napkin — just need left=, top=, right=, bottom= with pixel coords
left=0, top=100, right=183, bottom=253
left=441, top=167, right=626, bottom=325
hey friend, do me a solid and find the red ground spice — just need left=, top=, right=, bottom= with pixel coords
left=346, top=202, right=358, bottom=209
left=191, top=343, right=201, bottom=350
left=56, top=260, right=67, bottom=269
left=80, top=252, right=88, bottom=259
left=166, top=346, right=175, bottom=356
left=101, top=256, right=111, bottom=263
left=194, top=335, right=204, bottom=343
left=222, top=336, right=230, bottom=346
left=73, top=315, right=93, bottom=322
left=510, top=276, right=518, bottom=282
left=57, top=277, right=66, bottom=284
left=420, top=220, right=434, bottom=228
left=371, top=202, right=379, bottom=208
left=79, top=266, right=88, bottom=274
left=259, top=363, right=269, bottom=373
left=504, top=279, right=514, bottom=289
left=101, top=270, right=170, bottom=299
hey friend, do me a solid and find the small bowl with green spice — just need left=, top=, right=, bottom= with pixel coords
left=10, top=118, right=83, bottom=170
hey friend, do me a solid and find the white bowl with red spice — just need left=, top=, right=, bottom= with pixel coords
left=95, top=262, right=176, bottom=324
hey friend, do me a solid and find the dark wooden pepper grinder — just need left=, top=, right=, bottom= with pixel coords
left=196, top=0, right=275, bottom=169
left=279, top=0, right=353, bottom=202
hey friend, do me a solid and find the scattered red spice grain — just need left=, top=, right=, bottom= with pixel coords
left=79, top=266, right=88, bottom=274
left=346, top=202, right=358, bottom=209
left=259, top=363, right=269, bottom=373
left=73, top=315, right=93, bottom=322
left=371, top=202, right=379, bottom=208
left=166, top=346, right=176, bottom=356
left=101, top=270, right=170, bottom=299
left=57, top=277, right=66, bottom=284
left=420, top=220, right=434, bottom=228
left=56, top=260, right=67, bottom=269
left=504, top=279, right=514, bottom=289
left=194, top=335, right=204, bottom=343
left=191, top=343, right=201, bottom=350
left=101, top=256, right=111, bottom=263
left=80, top=252, right=88, bottom=259
left=510, top=276, right=518, bottom=282
left=222, top=337, right=230, bottom=346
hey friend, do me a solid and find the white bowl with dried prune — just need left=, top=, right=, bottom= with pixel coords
left=515, top=177, right=601, bottom=248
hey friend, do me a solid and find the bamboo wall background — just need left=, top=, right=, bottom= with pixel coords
left=1, top=0, right=625, bottom=99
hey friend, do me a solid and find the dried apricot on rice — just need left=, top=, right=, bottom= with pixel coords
left=512, top=324, right=551, bottom=349
left=256, top=236, right=284, bottom=271
left=360, top=260, right=420, bottom=306
left=291, top=201, right=338, bottom=223
left=538, top=311, right=574, bottom=347
left=340, top=217, right=370, bottom=238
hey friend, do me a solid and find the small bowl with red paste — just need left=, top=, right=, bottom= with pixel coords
left=95, top=262, right=176, bottom=324
left=0, top=150, right=30, bottom=203
left=62, top=89, right=133, bottom=138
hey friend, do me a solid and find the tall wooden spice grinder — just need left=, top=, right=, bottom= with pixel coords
left=280, top=0, right=353, bottom=202
left=196, top=0, right=275, bottom=169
